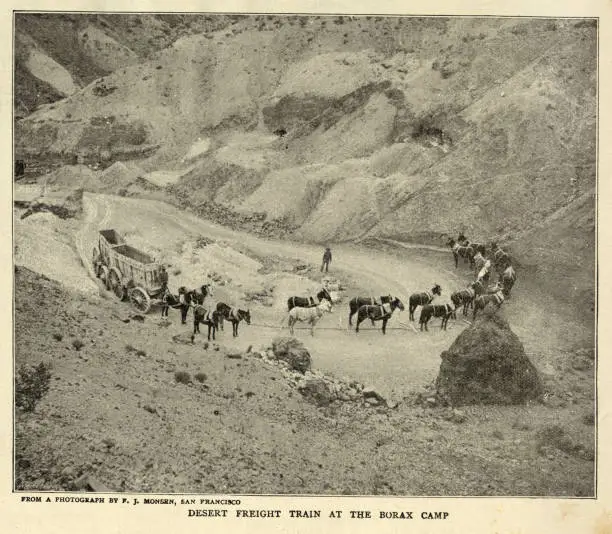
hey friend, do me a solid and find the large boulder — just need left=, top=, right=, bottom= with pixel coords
left=270, top=337, right=312, bottom=374
left=435, top=308, right=543, bottom=405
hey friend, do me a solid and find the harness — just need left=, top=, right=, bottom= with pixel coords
left=377, top=302, right=392, bottom=318
left=424, top=290, right=433, bottom=302
left=493, top=292, right=505, bottom=305
left=466, top=287, right=475, bottom=298
left=452, top=243, right=460, bottom=253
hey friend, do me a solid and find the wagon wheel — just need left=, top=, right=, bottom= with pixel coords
left=108, top=268, right=125, bottom=300
left=97, top=264, right=109, bottom=285
left=129, top=287, right=151, bottom=314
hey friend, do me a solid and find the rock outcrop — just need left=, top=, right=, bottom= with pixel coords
left=435, top=308, right=543, bottom=405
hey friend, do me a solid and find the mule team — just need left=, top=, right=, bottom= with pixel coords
left=285, top=235, right=518, bottom=335
left=161, top=234, right=517, bottom=339
left=161, top=284, right=251, bottom=342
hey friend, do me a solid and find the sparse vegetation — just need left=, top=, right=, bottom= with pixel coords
left=15, top=362, right=52, bottom=412
left=72, top=339, right=84, bottom=351
left=194, top=372, right=207, bottom=383
left=174, top=371, right=191, bottom=384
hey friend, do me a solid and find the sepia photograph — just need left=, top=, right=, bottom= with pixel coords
left=12, top=11, right=597, bottom=499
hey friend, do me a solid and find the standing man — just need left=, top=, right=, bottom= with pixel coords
left=160, top=265, right=169, bottom=294
left=321, top=247, right=332, bottom=273
left=178, top=287, right=190, bottom=325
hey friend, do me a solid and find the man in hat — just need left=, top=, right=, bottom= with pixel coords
left=321, top=247, right=332, bottom=273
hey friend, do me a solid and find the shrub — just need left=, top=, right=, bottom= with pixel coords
left=72, top=339, right=84, bottom=351
left=194, top=372, right=207, bottom=383
left=135, top=350, right=147, bottom=357
left=174, top=371, right=191, bottom=384
left=52, top=333, right=63, bottom=342
left=125, top=344, right=136, bottom=353
left=15, top=362, right=52, bottom=412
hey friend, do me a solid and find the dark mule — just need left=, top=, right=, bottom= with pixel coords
left=447, top=238, right=475, bottom=268
left=348, top=294, right=392, bottom=326
left=192, top=306, right=220, bottom=341
left=287, top=287, right=332, bottom=312
left=355, top=298, right=404, bottom=335
left=472, top=279, right=502, bottom=297
left=216, top=302, right=251, bottom=337
left=499, top=265, right=517, bottom=297
left=490, top=243, right=511, bottom=272
left=419, top=303, right=456, bottom=331
left=472, top=290, right=505, bottom=320
left=450, top=285, right=477, bottom=316
left=408, top=284, right=442, bottom=321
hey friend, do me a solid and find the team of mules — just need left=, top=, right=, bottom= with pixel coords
left=448, top=235, right=517, bottom=297
left=161, top=232, right=518, bottom=341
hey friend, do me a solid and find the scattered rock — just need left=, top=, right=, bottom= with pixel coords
left=270, top=337, right=312, bottom=373
left=362, top=386, right=386, bottom=405
left=172, top=333, right=195, bottom=345
left=443, top=408, right=467, bottom=424
left=101, top=438, right=116, bottom=449
left=227, top=353, right=242, bottom=359
left=298, top=378, right=335, bottom=407
left=143, top=404, right=158, bottom=415
left=72, top=474, right=112, bottom=492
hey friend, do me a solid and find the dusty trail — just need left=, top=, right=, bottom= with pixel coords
left=68, top=193, right=594, bottom=399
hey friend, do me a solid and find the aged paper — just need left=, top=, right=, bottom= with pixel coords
left=2, top=0, right=610, bottom=532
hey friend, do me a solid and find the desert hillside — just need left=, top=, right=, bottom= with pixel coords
left=14, top=15, right=596, bottom=305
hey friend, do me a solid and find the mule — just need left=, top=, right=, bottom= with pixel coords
left=408, top=284, right=442, bottom=321
left=287, top=299, right=333, bottom=336
left=192, top=306, right=220, bottom=341
left=472, top=279, right=503, bottom=298
left=472, top=290, right=505, bottom=320
left=490, top=243, right=511, bottom=272
left=355, top=297, right=405, bottom=335
left=447, top=238, right=475, bottom=268
left=419, top=303, right=456, bottom=331
left=450, top=285, right=477, bottom=316
left=473, top=251, right=487, bottom=275
left=476, top=259, right=492, bottom=284
left=216, top=302, right=251, bottom=337
left=287, top=287, right=332, bottom=312
left=499, top=265, right=517, bottom=297
left=348, top=294, right=392, bottom=326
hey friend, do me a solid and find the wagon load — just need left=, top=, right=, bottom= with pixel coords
left=92, top=229, right=164, bottom=314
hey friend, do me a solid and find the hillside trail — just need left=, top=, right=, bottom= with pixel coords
left=73, top=192, right=593, bottom=399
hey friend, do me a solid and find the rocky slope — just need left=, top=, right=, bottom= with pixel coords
left=15, top=266, right=595, bottom=495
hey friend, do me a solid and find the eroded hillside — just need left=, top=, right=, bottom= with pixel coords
left=14, top=15, right=597, bottom=305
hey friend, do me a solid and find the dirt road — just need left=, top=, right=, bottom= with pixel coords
left=65, top=193, right=593, bottom=401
